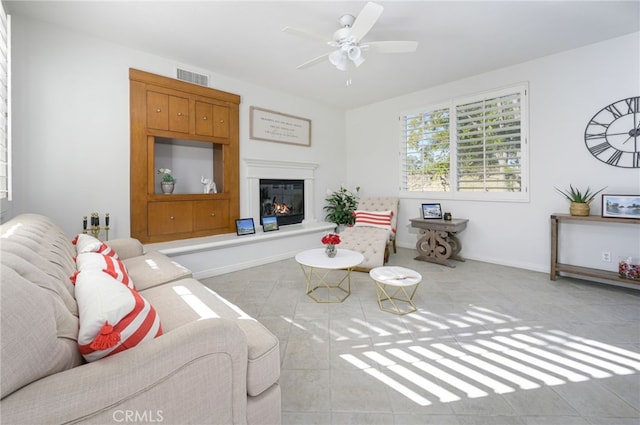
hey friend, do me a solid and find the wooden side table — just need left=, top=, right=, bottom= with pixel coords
left=410, top=217, right=469, bottom=267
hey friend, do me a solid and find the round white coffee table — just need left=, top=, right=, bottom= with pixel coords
left=369, top=266, right=422, bottom=315
left=295, top=248, right=364, bottom=303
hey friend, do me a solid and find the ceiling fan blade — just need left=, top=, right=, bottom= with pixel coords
left=296, top=53, right=330, bottom=70
left=363, top=40, right=418, bottom=53
left=282, top=26, right=332, bottom=44
left=349, top=2, right=384, bottom=42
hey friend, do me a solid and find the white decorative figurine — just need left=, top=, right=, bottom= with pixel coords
left=200, top=176, right=217, bottom=194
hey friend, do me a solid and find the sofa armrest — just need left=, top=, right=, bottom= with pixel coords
left=0, top=319, right=249, bottom=425
left=104, top=238, right=144, bottom=260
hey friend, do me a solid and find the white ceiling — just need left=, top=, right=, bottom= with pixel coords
left=5, top=1, right=640, bottom=110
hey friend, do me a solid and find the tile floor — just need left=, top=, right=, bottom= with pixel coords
left=202, top=248, right=640, bottom=425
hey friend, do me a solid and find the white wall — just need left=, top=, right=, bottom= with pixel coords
left=9, top=15, right=640, bottom=278
left=346, top=32, right=640, bottom=273
left=9, top=16, right=346, bottom=239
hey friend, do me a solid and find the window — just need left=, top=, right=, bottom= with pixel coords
left=0, top=5, right=9, bottom=209
left=400, top=84, right=528, bottom=201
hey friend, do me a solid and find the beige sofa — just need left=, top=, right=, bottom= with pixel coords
left=0, top=213, right=281, bottom=425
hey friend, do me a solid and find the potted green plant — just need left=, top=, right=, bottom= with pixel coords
left=157, top=168, right=176, bottom=194
left=555, top=184, right=606, bottom=216
left=324, top=185, right=360, bottom=228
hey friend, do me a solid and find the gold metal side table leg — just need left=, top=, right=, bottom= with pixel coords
left=300, top=264, right=352, bottom=303
left=374, top=281, right=419, bottom=315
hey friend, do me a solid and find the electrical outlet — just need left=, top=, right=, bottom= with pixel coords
left=601, top=251, right=612, bottom=262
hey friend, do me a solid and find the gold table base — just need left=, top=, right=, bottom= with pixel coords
left=299, top=265, right=354, bottom=303
left=373, top=280, right=420, bottom=315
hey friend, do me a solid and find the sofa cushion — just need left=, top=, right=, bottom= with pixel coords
left=0, top=265, right=83, bottom=399
left=339, top=225, right=390, bottom=270
left=123, top=251, right=192, bottom=291
left=75, top=270, right=163, bottom=362
left=140, top=278, right=280, bottom=396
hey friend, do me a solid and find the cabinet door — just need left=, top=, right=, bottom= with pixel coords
left=213, top=104, right=230, bottom=138
left=193, top=200, right=229, bottom=231
left=168, top=95, right=189, bottom=133
left=194, top=101, right=213, bottom=136
left=146, top=91, right=169, bottom=130
left=148, top=202, right=193, bottom=236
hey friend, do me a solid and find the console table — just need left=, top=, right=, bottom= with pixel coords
left=550, top=213, right=640, bottom=284
left=410, top=217, right=469, bottom=267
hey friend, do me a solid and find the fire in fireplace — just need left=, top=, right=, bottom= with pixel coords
left=259, top=179, right=304, bottom=226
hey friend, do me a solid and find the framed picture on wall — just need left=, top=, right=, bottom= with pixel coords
left=235, top=218, right=256, bottom=236
left=422, top=203, right=443, bottom=219
left=602, top=194, right=640, bottom=219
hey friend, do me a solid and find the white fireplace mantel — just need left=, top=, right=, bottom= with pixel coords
left=244, top=158, right=318, bottom=224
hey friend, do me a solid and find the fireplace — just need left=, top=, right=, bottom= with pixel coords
left=259, top=179, right=304, bottom=226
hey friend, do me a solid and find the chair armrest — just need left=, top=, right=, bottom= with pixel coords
left=0, top=319, right=249, bottom=425
left=104, top=238, right=144, bottom=260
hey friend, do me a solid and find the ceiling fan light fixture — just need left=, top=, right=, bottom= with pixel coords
left=347, top=46, right=365, bottom=67
left=329, top=49, right=348, bottom=71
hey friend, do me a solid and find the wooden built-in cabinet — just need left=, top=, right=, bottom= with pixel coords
left=130, top=68, right=240, bottom=243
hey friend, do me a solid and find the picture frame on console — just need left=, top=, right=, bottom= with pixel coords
left=602, top=194, right=640, bottom=219
left=235, top=218, right=256, bottom=236
left=422, top=203, right=443, bottom=219
left=262, top=216, right=279, bottom=232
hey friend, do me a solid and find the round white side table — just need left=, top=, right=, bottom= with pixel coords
left=369, top=266, right=422, bottom=315
left=295, top=248, right=364, bottom=303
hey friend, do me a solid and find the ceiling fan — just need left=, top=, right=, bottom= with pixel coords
left=283, top=2, right=418, bottom=71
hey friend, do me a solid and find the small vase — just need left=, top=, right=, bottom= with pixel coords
left=161, top=182, right=175, bottom=194
left=570, top=202, right=590, bottom=216
left=325, top=244, right=337, bottom=258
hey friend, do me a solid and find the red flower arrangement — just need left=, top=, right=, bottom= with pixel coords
left=321, top=233, right=341, bottom=246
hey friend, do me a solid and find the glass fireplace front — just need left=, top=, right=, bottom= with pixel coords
left=259, top=179, right=304, bottom=226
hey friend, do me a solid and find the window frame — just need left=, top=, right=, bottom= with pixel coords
left=400, top=83, right=529, bottom=202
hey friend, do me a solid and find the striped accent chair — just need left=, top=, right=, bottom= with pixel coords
left=339, top=197, right=399, bottom=271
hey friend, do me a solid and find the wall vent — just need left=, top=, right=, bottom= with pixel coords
left=176, top=67, right=209, bottom=87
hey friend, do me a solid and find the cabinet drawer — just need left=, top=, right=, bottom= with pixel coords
left=146, top=91, right=168, bottom=130
left=195, top=101, right=230, bottom=138
left=193, top=200, right=229, bottom=231
left=147, top=91, right=189, bottom=133
left=148, top=202, right=193, bottom=236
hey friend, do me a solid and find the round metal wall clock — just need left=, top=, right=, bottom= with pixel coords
left=584, top=96, right=640, bottom=168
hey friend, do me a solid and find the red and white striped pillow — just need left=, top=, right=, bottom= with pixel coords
left=72, top=234, right=119, bottom=258
left=75, top=269, right=162, bottom=362
left=353, top=210, right=394, bottom=231
left=73, top=252, right=134, bottom=289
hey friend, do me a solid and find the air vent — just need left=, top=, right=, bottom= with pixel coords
left=176, top=67, right=209, bottom=87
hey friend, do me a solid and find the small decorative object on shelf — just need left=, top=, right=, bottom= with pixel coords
left=554, top=184, right=606, bottom=216
left=619, top=257, right=640, bottom=281
left=443, top=212, right=452, bottom=221
left=82, top=212, right=110, bottom=240
left=157, top=168, right=176, bottom=194
left=321, top=232, right=341, bottom=258
left=200, top=176, right=217, bottom=194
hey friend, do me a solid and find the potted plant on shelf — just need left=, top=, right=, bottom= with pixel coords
left=324, top=185, right=360, bottom=230
left=157, top=168, right=176, bottom=194
left=555, top=184, right=606, bottom=216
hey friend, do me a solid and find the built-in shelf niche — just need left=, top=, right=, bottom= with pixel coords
left=153, top=137, right=223, bottom=195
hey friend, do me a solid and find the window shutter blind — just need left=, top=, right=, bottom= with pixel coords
left=400, top=108, right=450, bottom=192
left=0, top=6, right=8, bottom=201
left=456, top=92, right=522, bottom=192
